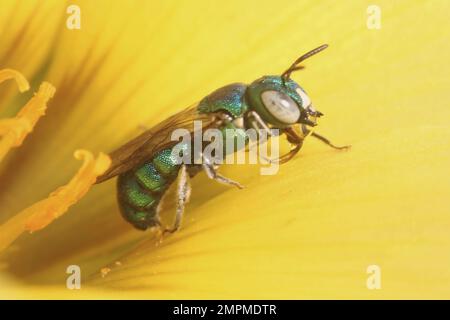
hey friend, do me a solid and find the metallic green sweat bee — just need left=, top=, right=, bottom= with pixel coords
left=96, top=44, right=349, bottom=233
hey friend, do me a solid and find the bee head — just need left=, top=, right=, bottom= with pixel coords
left=245, top=44, right=328, bottom=133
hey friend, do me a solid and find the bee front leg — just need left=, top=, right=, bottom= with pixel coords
left=247, top=111, right=274, bottom=137
left=202, top=155, right=244, bottom=189
left=310, top=132, right=351, bottom=150
left=163, top=164, right=191, bottom=234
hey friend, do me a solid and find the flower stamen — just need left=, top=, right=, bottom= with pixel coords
left=0, top=69, right=30, bottom=92
left=0, top=69, right=55, bottom=163
left=0, top=150, right=111, bottom=253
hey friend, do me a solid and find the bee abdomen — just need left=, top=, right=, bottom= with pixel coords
left=117, top=148, right=181, bottom=230
left=134, top=163, right=166, bottom=192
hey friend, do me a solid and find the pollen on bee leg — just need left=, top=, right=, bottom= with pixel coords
left=0, top=81, right=55, bottom=162
left=0, top=150, right=111, bottom=254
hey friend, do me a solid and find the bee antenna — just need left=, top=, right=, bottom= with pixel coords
left=281, top=44, right=329, bottom=81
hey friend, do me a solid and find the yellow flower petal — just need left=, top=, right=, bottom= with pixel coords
left=0, top=1, right=66, bottom=109
left=0, top=0, right=449, bottom=299
left=0, top=150, right=110, bottom=253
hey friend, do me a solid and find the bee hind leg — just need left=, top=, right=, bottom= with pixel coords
left=163, top=164, right=191, bottom=234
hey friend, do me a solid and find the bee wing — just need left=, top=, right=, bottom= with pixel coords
left=96, top=104, right=221, bottom=183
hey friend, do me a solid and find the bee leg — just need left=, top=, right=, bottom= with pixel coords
left=202, top=155, right=244, bottom=189
left=163, top=164, right=191, bottom=234
left=310, top=132, right=351, bottom=150
left=246, top=112, right=275, bottom=164
left=247, top=111, right=274, bottom=136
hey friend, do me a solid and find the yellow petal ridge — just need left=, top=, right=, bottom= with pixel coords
left=0, top=81, right=55, bottom=162
left=0, top=150, right=111, bottom=254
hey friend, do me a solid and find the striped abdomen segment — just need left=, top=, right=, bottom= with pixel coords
left=117, top=148, right=180, bottom=230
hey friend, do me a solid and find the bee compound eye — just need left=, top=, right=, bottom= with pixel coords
left=260, top=90, right=300, bottom=124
